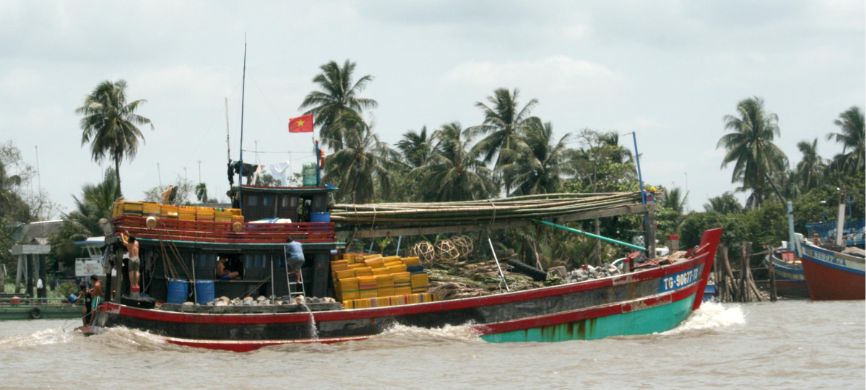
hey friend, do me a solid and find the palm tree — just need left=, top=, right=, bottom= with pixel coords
left=76, top=80, right=152, bottom=198
left=195, top=183, right=208, bottom=203
left=662, top=187, right=688, bottom=215
left=471, top=88, right=539, bottom=194
left=396, top=126, right=436, bottom=169
left=703, top=192, right=742, bottom=214
left=826, top=106, right=865, bottom=176
left=322, top=115, right=397, bottom=204
left=795, top=138, right=825, bottom=192
left=717, top=97, right=788, bottom=208
left=417, top=122, right=497, bottom=201
left=0, top=159, right=30, bottom=223
left=503, top=119, right=571, bottom=196
left=299, top=60, right=377, bottom=151
left=66, top=168, right=118, bottom=235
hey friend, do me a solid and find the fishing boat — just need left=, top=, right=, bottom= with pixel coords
left=797, top=199, right=865, bottom=300
left=89, top=183, right=722, bottom=351
left=765, top=243, right=808, bottom=298
left=799, top=240, right=865, bottom=300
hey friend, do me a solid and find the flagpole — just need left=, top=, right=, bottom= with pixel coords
left=238, top=37, right=247, bottom=206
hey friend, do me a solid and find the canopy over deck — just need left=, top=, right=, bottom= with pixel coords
left=331, top=192, right=648, bottom=238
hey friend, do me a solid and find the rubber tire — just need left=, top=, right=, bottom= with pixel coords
left=29, top=307, right=42, bottom=320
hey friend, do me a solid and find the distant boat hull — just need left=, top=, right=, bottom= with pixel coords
left=799, top=242, right=865, bottom=300
left=766, top=249, right=808, bottom=298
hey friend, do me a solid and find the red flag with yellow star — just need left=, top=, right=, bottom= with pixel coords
left=288, top=114, right=314, bottom=133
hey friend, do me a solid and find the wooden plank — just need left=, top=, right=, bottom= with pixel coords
left=341, top=204, right=647, bottom=239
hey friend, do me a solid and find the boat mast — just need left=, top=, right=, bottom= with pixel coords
left=225, top=97, right=231, bottom=164
left=238, top=38, right=247, bottom=205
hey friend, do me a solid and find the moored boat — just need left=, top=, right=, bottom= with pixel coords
left=765, top=244, right=808, bottom=298
left=799, top=239, right=865, bottom=300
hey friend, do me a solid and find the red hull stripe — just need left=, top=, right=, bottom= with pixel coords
left=477, top=283, right=697, bottom=335
left=105, top=253, right=708, bottom=326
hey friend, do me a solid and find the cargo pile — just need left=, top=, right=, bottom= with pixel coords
left=331, top=253, right=436, bottom=309
left=112, top=201, right=244, bottom=224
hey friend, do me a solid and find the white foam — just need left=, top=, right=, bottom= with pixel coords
left=0, top=328, right=74, bottom=350
left=664, top=301, right=746, bottom=335
left=375, top=323, right=482, bottom=343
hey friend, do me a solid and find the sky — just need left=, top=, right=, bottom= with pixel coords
left=0, top=0, right=863, bottom=216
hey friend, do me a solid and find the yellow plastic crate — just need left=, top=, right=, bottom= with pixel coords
left=142, top=202, right=161, bottom=215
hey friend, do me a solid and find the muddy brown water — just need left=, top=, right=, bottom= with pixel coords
left=0, top=301, right=863, bottom=389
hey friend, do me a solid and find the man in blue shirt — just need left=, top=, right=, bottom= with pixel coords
left=285, top=237, right=305, bottom=271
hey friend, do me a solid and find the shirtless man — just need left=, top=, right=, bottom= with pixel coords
left=89, top=275, right=103, bottom=325
left=121, top=232, right=141, bottom=294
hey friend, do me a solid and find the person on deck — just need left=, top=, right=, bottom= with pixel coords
left=120, top=232, right=141, bottom=295
left=216, top=258, right=239, bottom=280
left=77, top=283, right=93, bottom=327
left=284, top=237, right=305, bottom=274
left=89, top=275, right=102, bottom=325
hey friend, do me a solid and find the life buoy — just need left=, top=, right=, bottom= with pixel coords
left=29, top=307, right=42, bottom=320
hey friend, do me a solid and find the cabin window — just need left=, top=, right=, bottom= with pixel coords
left=280, top=195, right=289, bottom=208
left=263, top=194, right=272, bottom=207
left=246, top=194, right=258, bottom=206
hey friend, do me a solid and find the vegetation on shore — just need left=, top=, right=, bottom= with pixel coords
left=0, top=61, right=863, bottom=278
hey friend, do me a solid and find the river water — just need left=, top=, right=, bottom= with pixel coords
left=0, top=301, right=862, bottom=389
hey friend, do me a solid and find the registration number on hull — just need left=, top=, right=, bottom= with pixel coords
left=659, top=268, right=702, bottom=292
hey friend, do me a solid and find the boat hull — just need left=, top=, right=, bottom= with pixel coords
left=94, top=229, right=722, bottom=351
left=799, top=243, right=865, bottom=300
left=766, top=251, right=808, bottom=298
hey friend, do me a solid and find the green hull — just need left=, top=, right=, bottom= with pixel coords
left=482, top=293, right=696, bottom=343
left=0, top=305, right=84, bottom=321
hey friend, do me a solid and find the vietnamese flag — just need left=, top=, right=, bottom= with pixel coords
left=289, top=114, right=314, bottom=133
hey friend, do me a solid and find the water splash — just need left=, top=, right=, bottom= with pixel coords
left=0, top=328, right=75, bottom=350
left=298, top=300, right=319, bottom=340
left=374, top=323, right=482, bottom=343
left=664, top=301, right=746, bottom=335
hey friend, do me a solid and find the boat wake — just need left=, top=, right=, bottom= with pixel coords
left=0, top=328, right=75, bottom=350
left=369, top=323, right=482, bottom=345
left=86, top=326, right=190, bottom=352
left=664, top=301, right=746, bottom=336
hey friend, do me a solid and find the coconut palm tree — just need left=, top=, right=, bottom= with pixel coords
left=795, top=138, right=825, bottom=192
left=503, top=118, right=571, bottom=196
left=396, top=126, right=436, bottom=169
left=322, top=115, right=397, bottom=204
left=195, top=183, right=208, bottom=203
left=471, top=88, right=539, bottom=194
left=662, top=187, right=688, bottom=215
left=717, top=97, right=788, bottom=208
left=417, top=122, right=496, bottom=201
left=826, top=106, right=865, bottom=176
left=299, top=60, right=377, bottom=151
left=76, top=80, right=152, bottom=198
left=703, top=192, right=742, bottom=214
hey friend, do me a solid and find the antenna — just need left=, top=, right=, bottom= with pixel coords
left=225, top=97, right=231, bottom=163
left=238, top=36, right=247, bottom=204
left=34, top=145, right=41, bottom=193
left=157, top=162, right=163, bottom=190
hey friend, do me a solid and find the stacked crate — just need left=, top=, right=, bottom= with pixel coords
left=142, top=202, right=161, bottom=216
left=331, top=253, right=436, bottom=309
left=195, top=207, right=215, bottom=222
left=178, top=206, right=197, bottom=221
left=214, top=208, right=233, bottom=223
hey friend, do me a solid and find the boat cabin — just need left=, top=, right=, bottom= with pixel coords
left=108, top=184, right=340, bottom=305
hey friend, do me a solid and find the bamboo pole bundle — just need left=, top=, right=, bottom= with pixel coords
left=331, top=192, right=643, bottom=225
